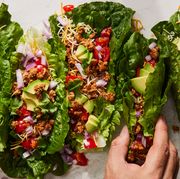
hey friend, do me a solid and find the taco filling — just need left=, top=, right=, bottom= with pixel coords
left=56, top=14, right=117, bottom=165
left=127, top=42, right=160, bottom=165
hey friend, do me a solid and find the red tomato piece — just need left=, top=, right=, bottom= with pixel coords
left=101, top=27, right=112, bottom=37
left=15, top=119, right=29, bottom=134
left=72, top=152, right=88, bottom=166
left=148, top=59, right=156, bottom=67
left=63, top=5, right=74, bottom=13
left=65, top=75, right=83, bottom=84
left=21, top=138, right=38, bottom=150
left=35, top=58, right=41, bottom=65
left=19, top=105, right=31, bottom=117
left=95, top=37, right=110, bottom=47
left=81, top=111, right=89, bottom=121
left=84, top=138, right=97, bottom=149
left=101, top=47, right=110, bottom=62
left=37, top=65, right=44, bottom=72
left=93, top=47, right=110, bottom=62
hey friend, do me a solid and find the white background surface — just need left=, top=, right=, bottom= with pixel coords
left=0, top=0, right=180, bottom=179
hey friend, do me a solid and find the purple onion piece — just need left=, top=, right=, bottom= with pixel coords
left=75, top=63, right=87, bottom=79
left=16, top=69, right=24, bottom=89
left=49, top=81, right=58, bottom=89
left=23, top=116, right=34, bottom=124
left=149, top=42, right=157, bottom=49
left=22, top=151, right=31, bottom=159
left=64, top=147, right=73, bottom=155
left=16, top=44, right=25, bottom=54
left=41, top=129, right=50, bottom=136
left=145, top=55, right=152, bottom=61
left=141, top=136, right=147, bottom=148
left=136, top=111, right=141, bottom=117
left=136, top=134, right=142, bottom=142
left=96, top=79, right=107, bottom=87
left=95, top=45, right=102, bottom=51
left=36, top=50, right=43, bottom=57
left=41, top=56, right=47, bottom=66
left=26, top=62, right=36, bottom=71
left=57, top=16, right=69, bottom=26
left=25, top=126, right=33, bottom=135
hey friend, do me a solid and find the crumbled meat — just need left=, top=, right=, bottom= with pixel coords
left=12, top=83, right=22, bottom=96
left=29, top=68, right=38, bottom=79
left=34, top=84, right=46, bottom=97
left=102, top=72, right=110, bottom=81
left=48, top=90, right=56, bottom=102
left=135, top=124, right=141, bottom=134
left=149, top=46, right=159, bottom=60
left=130, top=140, right=145, bottom=151
left=98, top=60, right=108, bottom=72
left=80, top=39, right=94, bottom=50
left=68, top=91, right=75, bottom=101
left=37, top=68, right=49, bottom=79
left=74, top=121, right=85, bottom=134
left=100, top=92, right=115, bottom=102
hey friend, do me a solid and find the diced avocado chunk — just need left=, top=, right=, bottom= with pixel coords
left=173, top=37, right=180, bottom=50
left=140, top=69, right=150, bottom=76
left=83, top=100, right=94, bottom=114
left=144, top=63, right=154, bottom=73
left=75, top=45, right=87, bottom=57
left=75, top=94, right=88, bottom=104
left=22, top=91, right=40, bottom=111
left=131, top=76, right=148, bottom=95
left=23, top=79, right=49, bottom=94
left=78, top=52, right=89, bottom=61
left=85, top=115, right=99, bottom=133
left=87, top=52, right=93, bottom=64
left=24, top=98, right=36, bottom=111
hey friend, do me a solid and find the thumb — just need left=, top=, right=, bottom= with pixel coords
left=109, top=125, right=129, bottom=163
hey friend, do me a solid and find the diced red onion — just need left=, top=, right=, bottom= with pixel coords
left=149, top=42, right=157, bottom=49
left=26, top=62, right=36, bottom=71
left=43, top=20, right=51, bottom=32
left=36, top=50, right=43, bottom=57
left=23, top=116, right=34, bottom=124
left=57, top=16, right=69, bottom=26
left=84, top=130, right=90, bottom=139
left=98, top=53, right=102, bottom=60
left=64, top=147, right=73, bottom=155
left=142, top=136, right=147, bottom=148
left=25, top=126, right=33, bottom=135
left=70, top=119, right=76, bottom=124
left=22, top=151, right=31, bottom=158
left=136, top=134, right=142, bottom=142
left=41, top=56, right=47, bottom=66
left=96, top=79, right=107, bottom=87
left=49, top=81, right=58, bottom=89
left=41, top=129, right=50, bottom=136
left=23, top=52, right=35, bottom=67
left=75, top=63, right=87, bottom=79
left=145, top=55, right=152, bottom=62
left=95, top=45, right=102, bottom=51
left=61, top=153, right=73, bottom=165
left=16, top=69, right=24, bottom=89
left=136, top=111, right=141, bottom=117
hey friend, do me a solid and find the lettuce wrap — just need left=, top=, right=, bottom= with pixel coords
left=0, top=10, right=69, bottom=178
left=152, top=10, right=180, bottom=120
left=48, top=1, right=135, bottom=165
left=116, top=32, right=171, bottom=165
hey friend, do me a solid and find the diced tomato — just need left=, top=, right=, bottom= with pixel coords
left=18, top=105, right=31, bottom=117
left=15, top=119, right=30, bottom=134
left=101, top=27, right=112, bottom=37
left=35, top=58, right=41, bottom=65
left=37, top=64, right=44, bottom=72
left=72, top=152, right=88, bottom=166
left=148, top=59, right=156, bottom=67
left=65, top=75, right=83, bottom=84
left=21, top=138, right=38, bottom=150
left=81, top=111, right=89, bottom=121
left=84, top=138, right=97, bottom=149
left=93, top=47, right=110, bottom=62
left=101, top=47, right=110, bottom=62
left=136, top=67, right=141, bottom=77
left=63, top=5, right=74, bottom=13
left=95, top=37, right=110, bottom=47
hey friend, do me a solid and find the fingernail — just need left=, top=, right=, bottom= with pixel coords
left=120, top=125, right=128, bottom=137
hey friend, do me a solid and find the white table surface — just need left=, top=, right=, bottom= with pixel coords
left=0, top=0, right=179, bottom=179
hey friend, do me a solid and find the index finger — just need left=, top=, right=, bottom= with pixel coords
left=144, top=116, right=169, bottom=177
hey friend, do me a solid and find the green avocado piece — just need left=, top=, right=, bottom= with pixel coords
left=22, top=91, right=40, bottom=111
left=88, top=52, right=93, bottom=63
left=140, top=69, right=150, bottom=76
left=131, top=76, right=148, bottom=95
left=83, top=100, right=94, bottom=114
left=23, top=79, right=49, bottom=94
left=75, top=94, right=88, bottom=104
left=173, top=37, right=180, bottom=50
left=78, top=52, right=89, bottom=61
left=85, top=115, right=99, bottom=133
left=144, top=63, right=154, bottom=73
left=75, top=45, right=87, bottom=57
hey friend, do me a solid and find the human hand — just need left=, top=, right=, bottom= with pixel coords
left=105, top=116, right=179, bottom=179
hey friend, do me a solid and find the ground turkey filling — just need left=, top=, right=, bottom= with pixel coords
left=127, top=43, right=159, bottom=165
